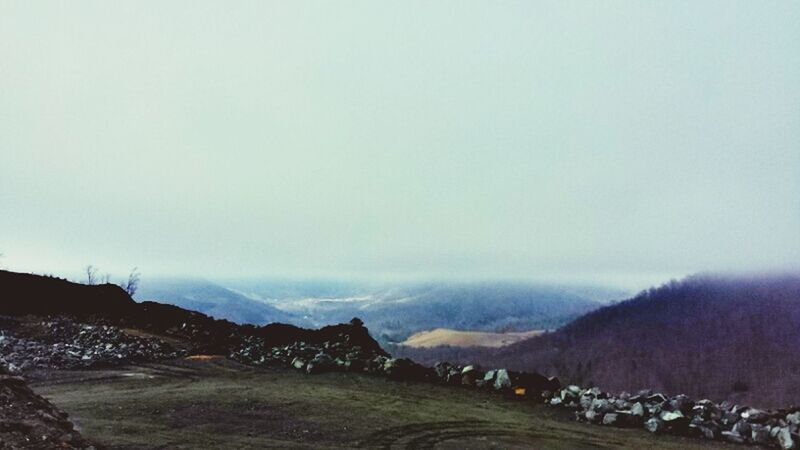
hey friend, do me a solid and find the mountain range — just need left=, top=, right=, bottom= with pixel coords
left=139, top=278, right=625, bottom=344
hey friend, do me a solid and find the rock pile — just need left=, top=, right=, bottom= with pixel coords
left=546, top=385, right=800, bottom=449
left=231, top=332, right=388, bottom=375
left=0, top=367, right=94, bottom=449
left=0, top=317, right=185, bottom=372
left=237, top=332, right=800, bottom=450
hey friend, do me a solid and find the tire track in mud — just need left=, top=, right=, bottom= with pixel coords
left=359, top=420, right=615, bottom=449
left=30, top=358, right=252, bottom=388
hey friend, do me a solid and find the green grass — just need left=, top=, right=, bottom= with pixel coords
left=31, top=359, right=751, bottom=449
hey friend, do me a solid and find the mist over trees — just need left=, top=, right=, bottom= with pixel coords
left=398, top=275, right=800, bottom=407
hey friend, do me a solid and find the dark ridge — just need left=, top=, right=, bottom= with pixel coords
left=0, top=270, right=386, bottom=357
left=0, top=270, right=135, bottom=318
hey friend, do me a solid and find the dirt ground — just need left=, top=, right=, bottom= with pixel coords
left=29, top=359, right=752, bottom=449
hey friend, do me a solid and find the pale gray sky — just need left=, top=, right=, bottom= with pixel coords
left=1, top=1, right=799, bottom=289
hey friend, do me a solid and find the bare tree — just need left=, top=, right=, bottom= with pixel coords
left=124, top=267, right=141, bottom=297
left=102, top=273, right=112, bottom=284
left=84, top=265, right=98, bottom=285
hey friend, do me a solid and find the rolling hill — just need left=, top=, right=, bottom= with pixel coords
left=225, top=279, right=624, bottom=344
left=134, top=277, right=305, bottom=326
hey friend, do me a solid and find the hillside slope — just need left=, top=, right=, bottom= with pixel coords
left=135, top=277, right=302, bottom=326
left=466, top=275, right=800, bottom=408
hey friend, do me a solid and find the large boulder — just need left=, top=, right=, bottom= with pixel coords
left=777, top=427, right=795, bottom=450
left=306, top=353, right=333, bottom=374
left=645, top=417, right=665, bottom=434
left=668, top=394, right=694, bottom=414
left=751, top=424, right=770, bottom=445
left=291, top=357, right=306, bottom=370
left=493, top=369, right=512, bottom=391
left=721, top=430, right=745, bottom=444
left=461, top=365, right=480, bottom=386
left=741, top=408, right=769, bottom=423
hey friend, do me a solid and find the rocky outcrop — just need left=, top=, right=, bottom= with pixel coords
left=0, top=368, right=94, bottom=449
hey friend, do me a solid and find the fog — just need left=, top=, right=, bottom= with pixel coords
left=1, top=1, right=798, bottom=290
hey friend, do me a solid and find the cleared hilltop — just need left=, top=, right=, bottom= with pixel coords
left=2, top=270, right=800, bottom=449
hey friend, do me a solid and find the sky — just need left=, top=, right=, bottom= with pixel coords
left=1, top=1, right=799, bottom=290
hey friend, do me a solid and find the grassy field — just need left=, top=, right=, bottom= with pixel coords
left=30, top=359, right=749, bottom=449
left=401, top=328, right=544, bottom=348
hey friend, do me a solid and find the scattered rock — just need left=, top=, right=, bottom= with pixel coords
left=0, top=317, right=183, bottom=371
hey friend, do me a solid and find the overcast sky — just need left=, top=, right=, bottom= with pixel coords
left=1, top=1, right=798, bottom=289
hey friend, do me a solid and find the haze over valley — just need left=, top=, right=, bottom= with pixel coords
left=1, top=1, right=799, bottom=448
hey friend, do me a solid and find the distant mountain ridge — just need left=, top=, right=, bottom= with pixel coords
left=134, top=277, right=304, bottom=326
left=224, top=279, right=623, bottom=344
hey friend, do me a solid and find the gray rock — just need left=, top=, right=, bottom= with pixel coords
left=721, top=411, right=740, bottom=426
left=591, top=398, right=613, bottom=413
left=586, top=387, right=602, bottom=397
left=778, top=427, right=795, bottom=450
left=630, top=402, right=645, bottom=417
left=787, top=412, right=800, bottom=426
left=291, top=357, right=306, bottom=370
left=721, top=430, right=744, bottom=444
left=732, top=419, right=751, bottom=439
left=741, top=408, right=769, bottom=423
left=493, top=369, right=511, bottom=390
left=669, top=394, right=693, bottom=413
left=660, top=410, right=684, bottom=422
left=602, top=413, right=618, bottom=426
left=751, top=424, right=770, bottom=445
left=565, top=385, right=581, bottom=397
left=646, top=393, right=668, bottom=404
left=645, top=417, right=664, bottom=434
left=433, top=362, right=450, bottom=379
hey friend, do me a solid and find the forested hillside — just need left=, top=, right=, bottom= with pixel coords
left=398, top=275, right=800, bottom=407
